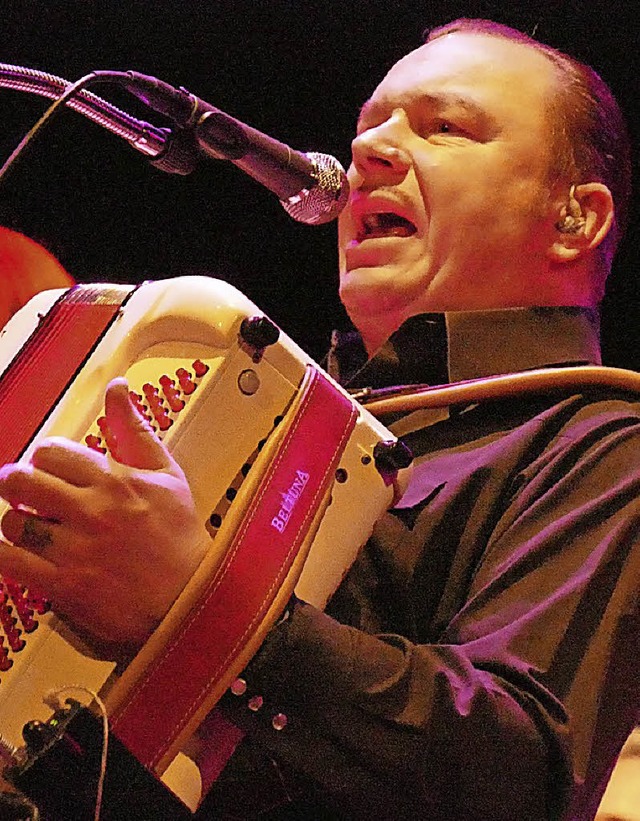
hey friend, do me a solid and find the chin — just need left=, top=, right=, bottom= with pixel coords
left=340, top=275, right=406, bottom=327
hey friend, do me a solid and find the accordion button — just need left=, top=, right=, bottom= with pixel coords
left=159, top=376, right=185, bottom=412
left=192, top=360, right=209, bottom=378
left=176, top=368, right=196, bottom=395
left=85, top=434, right=106, bottom=453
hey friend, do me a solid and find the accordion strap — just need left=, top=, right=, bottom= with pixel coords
left=108, top=364, right=358, bottom=772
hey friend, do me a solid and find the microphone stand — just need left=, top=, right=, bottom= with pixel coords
left=0, top=64, right=197, bottom=175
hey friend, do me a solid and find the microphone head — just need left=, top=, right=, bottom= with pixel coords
left=280, top=152, right=349, bottom=225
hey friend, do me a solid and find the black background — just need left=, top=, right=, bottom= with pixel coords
left=0, top=1, right=637, bottom=367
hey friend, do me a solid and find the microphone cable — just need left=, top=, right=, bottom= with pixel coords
left=0, top=71, right=125, bottom=186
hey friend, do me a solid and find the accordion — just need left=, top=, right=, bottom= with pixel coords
left=0, top=276, right=406, bottom=810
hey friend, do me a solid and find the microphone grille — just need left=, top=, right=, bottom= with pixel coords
left=280, top=152, right=349, bottom=225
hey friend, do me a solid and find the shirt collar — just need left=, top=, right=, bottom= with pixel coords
left=328, top=307, right=602, bottom=390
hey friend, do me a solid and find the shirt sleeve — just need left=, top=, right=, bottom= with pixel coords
left=220, top=397, right=640, bottom=821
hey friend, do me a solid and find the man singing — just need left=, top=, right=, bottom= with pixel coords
left=0, top=18, right=635, bottom=821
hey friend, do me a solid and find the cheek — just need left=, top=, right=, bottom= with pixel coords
left=415, top=157, right=500, bottom=238
left=420, top=144, right=549, bottom=222
left=450, top=177, right=548, bottom=246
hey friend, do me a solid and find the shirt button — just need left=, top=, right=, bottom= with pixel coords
left=272, top=713, right=288, bottom=731
left=230, top=678, right=247, bottom=696
left=248, top=695, right=264, bottom=712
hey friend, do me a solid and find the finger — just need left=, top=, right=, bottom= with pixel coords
left=104, top=378, right=173, bottom=471
left=31, top=437, right=109, bottom=486
left=0, top=539, right=57, bottom=593
left=0, top=463, right=88, bottom=524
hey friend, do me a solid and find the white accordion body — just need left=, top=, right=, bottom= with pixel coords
left=0, top=276, right=401, bottom=807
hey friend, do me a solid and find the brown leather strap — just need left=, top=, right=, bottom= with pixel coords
left=363, top=365, right=640, bottom=417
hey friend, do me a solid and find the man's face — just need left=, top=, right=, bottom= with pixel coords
left=338, top=32, right=566, bottom=347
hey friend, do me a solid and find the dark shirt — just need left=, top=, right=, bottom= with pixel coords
left=200, top=308, right=640, bottom=821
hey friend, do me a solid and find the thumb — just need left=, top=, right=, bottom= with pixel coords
left=104, top=377, right=173, bottom=470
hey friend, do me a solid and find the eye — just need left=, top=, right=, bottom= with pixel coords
left=434, top=119, right=468, bottom=135
left=425, top=119, right=473, bottom=141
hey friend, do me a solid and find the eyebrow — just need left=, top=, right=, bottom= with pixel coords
left=357, top=91, right=495, bottom=130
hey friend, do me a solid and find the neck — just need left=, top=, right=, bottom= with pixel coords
left=349, top=310, right=407, bottom=357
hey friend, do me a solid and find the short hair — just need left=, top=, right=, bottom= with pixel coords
left=426, top=19, right=632, bottom=261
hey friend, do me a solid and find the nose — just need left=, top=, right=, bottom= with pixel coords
left=349, top=108, right=412, bottom=185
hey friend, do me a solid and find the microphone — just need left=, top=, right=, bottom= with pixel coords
left=120, top=71, right=349, bottom=225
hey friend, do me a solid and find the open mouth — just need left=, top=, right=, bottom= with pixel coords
left=357, top=212, right=417, bottom=242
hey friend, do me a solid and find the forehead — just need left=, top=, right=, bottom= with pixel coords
left=365, top=32, right=560, bottom=127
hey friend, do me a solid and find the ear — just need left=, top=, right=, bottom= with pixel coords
left=548, top=182, right=614, bottom=263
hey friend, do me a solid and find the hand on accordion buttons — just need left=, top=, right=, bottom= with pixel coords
left=0, top=378, right=207, bottom=647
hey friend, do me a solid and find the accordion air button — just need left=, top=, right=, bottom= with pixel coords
left=238, top=369, right=260, bottom=396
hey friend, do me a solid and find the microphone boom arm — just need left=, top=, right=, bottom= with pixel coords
left=0, top=63, right=171, bottom=161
